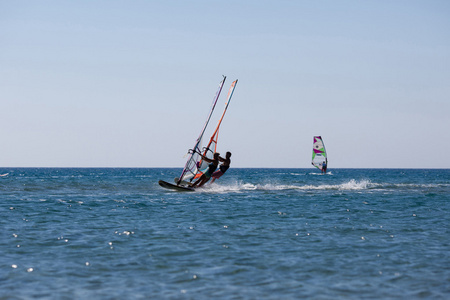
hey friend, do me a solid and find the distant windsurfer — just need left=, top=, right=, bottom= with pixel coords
left=211, top=151, right=231, bottom=183
left=191, top=152, right=220, bottom=188
left=322, top=160, right=327, bottom=174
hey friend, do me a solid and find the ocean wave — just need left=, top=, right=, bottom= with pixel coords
left=308, top=171, right=333, bottom=176
left=197, top=179, right=371, bottom=193
left=200, top=179, right=448, bottom=193
left=259, top=179, right=371, bottom=191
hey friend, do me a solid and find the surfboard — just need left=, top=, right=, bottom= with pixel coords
left=158, top=180, right=195, bottom=192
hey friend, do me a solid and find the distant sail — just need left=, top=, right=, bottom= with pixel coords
left=194, top=79, right=238, bottom=179
left=177, top=76, right=226, bottom=184
left=312, top=136, right=327, bottom=171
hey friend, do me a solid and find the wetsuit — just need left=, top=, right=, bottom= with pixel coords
left=212, top=164, right=229, bottom=179
left=204, top=162, right=218, bottom=179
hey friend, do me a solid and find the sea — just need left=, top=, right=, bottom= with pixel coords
left=0, top=168, right=449, bottom=299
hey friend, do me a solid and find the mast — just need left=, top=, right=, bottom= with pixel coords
left=193, top=79, right=238, bottom=180
left=177, top=76, right=226, bottom=184
left=203, top=79, right=237, bottom=156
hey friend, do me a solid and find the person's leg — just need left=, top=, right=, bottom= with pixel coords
left=192, top=175, right=205, bottom=187
left=198, top=177, right=209, bottom=187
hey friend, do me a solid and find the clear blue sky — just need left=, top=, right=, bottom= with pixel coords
left=1, top=1, right=449, bottom=168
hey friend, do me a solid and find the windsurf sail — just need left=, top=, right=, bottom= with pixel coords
left=312, top=136, right=327, bottom=171
left=193, top=79, right=238, bottom=180
left=177, top=76, right=226, bottom=184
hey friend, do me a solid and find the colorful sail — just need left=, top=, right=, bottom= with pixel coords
left=177, top=76, right=226, bottom=184
left=193, top=79, right=238, bottom=179
left=312, top=136, right=327, bottom=171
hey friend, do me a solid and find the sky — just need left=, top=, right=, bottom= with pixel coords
left=1, top=1, right=449, bottom=168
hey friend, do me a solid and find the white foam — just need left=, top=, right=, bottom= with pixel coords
left=198, top=179, right=375, bottom=193
left=197, top=179, right=448, bottom=193
left=338, top=179, right=371, bottom=190
left=308, top=171, right=333, bottom=176
left=196, top=181, right=257, bottom=193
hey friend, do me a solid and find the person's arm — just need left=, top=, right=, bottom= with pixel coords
left=190, top=149, right=213, bottom=163
left=198, top=153, right=213, bottom=163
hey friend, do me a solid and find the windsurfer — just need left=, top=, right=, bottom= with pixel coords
left=322, top=160, right=327, bottom=174
left=211, top=151, right=231, bottom=183
left=192, top=152, right=220, bottom=188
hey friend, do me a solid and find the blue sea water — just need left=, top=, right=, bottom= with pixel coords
left=0, top=168, right=449, bottom=299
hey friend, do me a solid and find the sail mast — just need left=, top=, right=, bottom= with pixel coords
left=192, top=80, right=238, bottom=180
left=177, top=76, right=226, bottom=184
left=204, top=79, right=237, bottom=155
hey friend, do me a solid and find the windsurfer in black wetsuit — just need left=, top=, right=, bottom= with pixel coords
left=192, top=152, right=220, bottom=188
left=211, top=151, right=231, bottom=183
left=322, top=159, right=327, bottom=174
